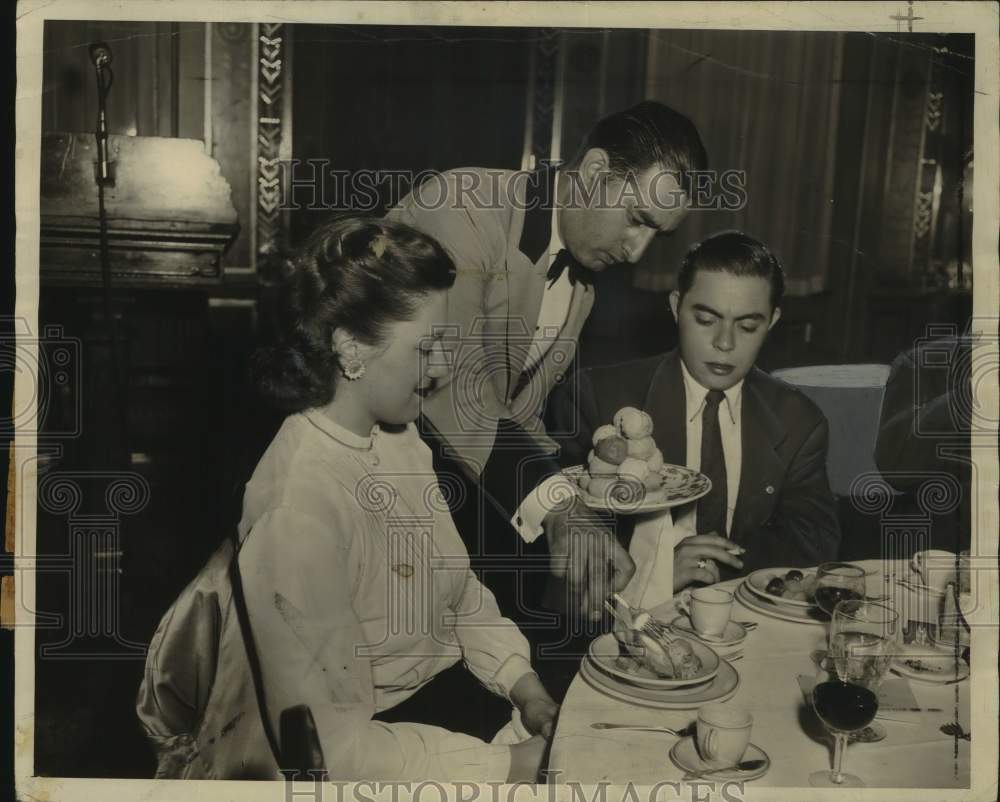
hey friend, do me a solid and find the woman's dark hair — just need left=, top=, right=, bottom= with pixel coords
left=565, top=100, right=708, bottom=195
left=253, top=216, right=456, bottom=412
left=677, top=230, right=786, bottom=309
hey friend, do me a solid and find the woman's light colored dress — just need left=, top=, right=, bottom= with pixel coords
left=137, top=410, right=533, bottom=780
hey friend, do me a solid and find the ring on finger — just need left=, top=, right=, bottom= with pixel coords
left=696, top=559, right=708, bottom=570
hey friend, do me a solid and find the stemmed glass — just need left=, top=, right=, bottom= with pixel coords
left=814, top=562, right=867, bottom=617
left=809, top=600, right=899, bottom=787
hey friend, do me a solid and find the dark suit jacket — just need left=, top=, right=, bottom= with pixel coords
left=545, top=350, right=842, bottom=577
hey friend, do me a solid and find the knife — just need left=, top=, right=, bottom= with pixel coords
left=682, top=759, right=766, bottom=780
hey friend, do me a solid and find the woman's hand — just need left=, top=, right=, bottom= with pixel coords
left=507, top=735, right=548, bottom=782
left=510, top=672, right=560, bottom=738
left=673, top=534, right=745, bottom=592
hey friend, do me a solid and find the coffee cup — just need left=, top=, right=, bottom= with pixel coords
left=696, top=704, right=752, bottom=769
left=677, top=586, right=733, bottom=637
left=910, top=549, right=957, bottom=595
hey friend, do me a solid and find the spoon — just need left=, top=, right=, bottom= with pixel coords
left=682, top=759, right=767, bottom=780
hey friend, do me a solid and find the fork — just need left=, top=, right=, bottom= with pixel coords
left=591, top=722, right=684, bottom=735
left=612, top=594, right=676, bottom=643
left=940, top=722, right=971, bottom=741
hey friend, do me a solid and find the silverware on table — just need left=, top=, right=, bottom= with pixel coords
left=682, top=759, right=767, bottom=780
left=590, top=722, right=684, bottom=736
left=733, top=620, right=759, bottom=631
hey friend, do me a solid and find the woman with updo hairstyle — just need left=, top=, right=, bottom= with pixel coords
left=137, top=217, right=557, bottom=782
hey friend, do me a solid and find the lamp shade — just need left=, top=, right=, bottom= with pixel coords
left=771, top=365, right=892, bottom=497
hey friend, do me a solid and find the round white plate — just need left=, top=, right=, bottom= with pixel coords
left=891, top=648, right=970, bottom=684
left=564, top=464, right=711, bottom=513
left=580, top=656, right=740, bottom=710
left=735, top=582, right=825, bottom=626
left=588, top=632, right=721, bottom=690
left=745, top=567, right=818, bottom=609
left=669, top=737, right=770, bottom=782
left=669, top=615, right=748, bottom=647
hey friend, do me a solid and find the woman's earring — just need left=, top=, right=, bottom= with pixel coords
left=341, top=356, right=366, bottom=381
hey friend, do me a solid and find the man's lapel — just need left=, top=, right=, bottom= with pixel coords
left=733, top=369, right=788, bottom=540
left=645, top=350, right=687, bottom=467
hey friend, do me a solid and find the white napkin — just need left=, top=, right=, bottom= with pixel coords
left=621, top=508, right=677, bottom=610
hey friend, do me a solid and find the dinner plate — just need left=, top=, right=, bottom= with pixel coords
left=669, top=615, right=748, bottom=647
left=563, top=464, right=711, bottom=513
left=744, top=567, right=818, bottom=609
left=580, top=656, right=740, bottom=710
left=669, top=737, right=770, bottom=782
left=735, top=582, right=825, bottom=626
left=588, top=632, right=721, bottom=690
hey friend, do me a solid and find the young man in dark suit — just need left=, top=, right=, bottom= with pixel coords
left=547, top=231, right=841, bottom=595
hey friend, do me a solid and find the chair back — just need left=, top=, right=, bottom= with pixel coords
left=772, top=364, right=892, bottom=497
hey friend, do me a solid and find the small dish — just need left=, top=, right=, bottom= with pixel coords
left=891, top=645, right=970, bottom=684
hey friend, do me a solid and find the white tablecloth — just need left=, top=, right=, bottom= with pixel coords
left=547, top=560, right=970, bottom=788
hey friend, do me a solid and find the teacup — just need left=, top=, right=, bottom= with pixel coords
left=678, top=587, right=734, bottom=637
left=910, top=549, right=957, bottom=595
left=696, top=704, right=752, bottom=769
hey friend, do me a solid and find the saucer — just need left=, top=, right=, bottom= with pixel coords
left=891, top=647, right=970, bottom=684
left=669, top=737, right=770, bottom=781
left=670, top=615, right=747, bottom=647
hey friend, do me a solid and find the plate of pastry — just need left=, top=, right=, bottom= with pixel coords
left=565, top=407, right=711, bottom=513
left=580, top=652, right=741, bottom=709
left=588, top=631, right=721, bottom=691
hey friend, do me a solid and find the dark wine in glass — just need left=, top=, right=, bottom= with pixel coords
left=814, top=563, right=867, bottom=617
left=815, top=586, right=864, bottom=617
left=813, top=681, right=878, bottom=732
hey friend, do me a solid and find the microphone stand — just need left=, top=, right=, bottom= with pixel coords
left=90, top=43, right=128, bottom=468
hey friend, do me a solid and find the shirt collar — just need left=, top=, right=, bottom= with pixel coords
left=680, top=359, right=743, bottom=425
left=303, top=408, right=378, bottom=450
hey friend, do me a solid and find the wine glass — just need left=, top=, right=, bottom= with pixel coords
left=809, top=599, right=899, bottom=787
left=814, top=562, right=867, bottom=617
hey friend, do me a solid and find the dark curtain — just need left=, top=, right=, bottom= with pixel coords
left=635, top=30, right=844, bottom=296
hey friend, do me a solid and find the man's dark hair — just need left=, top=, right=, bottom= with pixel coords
left=565, top=100, right=708, bottom=195
left=677, top=230, right=786, bottom=309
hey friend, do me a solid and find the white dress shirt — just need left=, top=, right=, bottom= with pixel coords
left=623, top=363, right=746, bottom=608
left=673, top=359, right=744, bottom=541
left=512, top=210, right=578, bottom=542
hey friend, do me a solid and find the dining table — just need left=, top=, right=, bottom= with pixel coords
left=547, top=559, right=971, bottom=788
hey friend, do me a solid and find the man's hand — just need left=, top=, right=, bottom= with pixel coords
left=510, top=672, right=559, bottom=738
left=544, top=497, right=635, bottom=621
left=673, top=533, right=745, bottom=592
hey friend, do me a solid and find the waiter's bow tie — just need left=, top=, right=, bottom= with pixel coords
left=546, top=248, right=593, bottom=288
